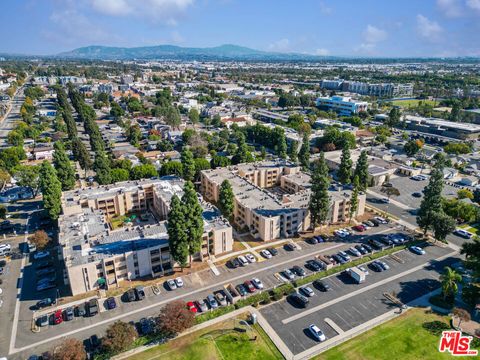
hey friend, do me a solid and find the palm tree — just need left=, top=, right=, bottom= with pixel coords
left=380, top=185, right=400, bottom=219
left=440, top=266, right=462, bottom=300
left=453, top=307, right=471, bottom=330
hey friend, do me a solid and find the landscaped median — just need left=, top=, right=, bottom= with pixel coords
left=195, top=240, right=422, bottom=325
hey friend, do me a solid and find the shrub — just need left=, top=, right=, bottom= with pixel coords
left=422, top=321, right=450, bottom=336
left=195, top=305, right=235, bottom=325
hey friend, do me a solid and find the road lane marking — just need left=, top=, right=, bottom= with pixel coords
left=281, top=250, right=456, bottom=325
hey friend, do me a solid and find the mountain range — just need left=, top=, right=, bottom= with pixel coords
left=57, top=44, right=332, bottom=61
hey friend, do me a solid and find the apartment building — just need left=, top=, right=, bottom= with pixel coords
left=320, top=79, right=414, bottom=98
left=200, top=161, right=365, bottom=242
left=59, top=178, right=232, bottom=295
left=316, top=96, right=368, bottom=116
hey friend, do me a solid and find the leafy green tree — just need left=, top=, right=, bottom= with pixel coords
left=299, top=133, right=310, bottom=170
left=126, top=123, right=142, bottom=147
left=160, top=161, right=183, bottom=177
left=181, top=148, right=196, bottom=182
left=72, top=138, right=92, bottom=174
left=182, top=181, right=204, bottom=261
left=188, top=108, right=200, bottom=124
left=130, top=164, right=157, bottom=180
left=417, top=157, right=445, bottom=235
left=164, top=106, right=181, bottom=129
left=210, top=155, right=231, bottom=169
left=39, top=161, right=62, bottom=220
left=273, top=127, right=287, bottom=159
left=404, top=139, right=422, bottom=156
left=353, top=150, right=369, bottom=191
left=219, top=180, right=234, bottom=220
left=386, top=107, right=401, bottom=128
left=288, top=140, right=298, bottom=164
left=110, top=168, right=130, bottom=183
left=338, top=144, right=352, bottom=184
left=194, top=158, right=210, bottom=181
left=457, top=189, right=474, bottom=200
left=7, top=130, right=24, bottom=146
left=14, top=165, right=40, bottom=195
left=94, top=151, right=112, bottom=185
left=309, top=153, right=331, bottom=230
left=431, top=212, right=456, bottom=243
left=53, top=142, right=76, bottom=190
left=0, top=146, right=27, bottom=173
left=349, top=176, right=360, bottom=222
left=167, top=195, right=189, bottom=269
left=110, top=101, right=125, bottom=120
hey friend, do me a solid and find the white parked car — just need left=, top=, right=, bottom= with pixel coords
left=237, top=255, right=248, bottom=266
left=175, top=277, right=184, bottom=287
left=251, top=278, right=264, bottom=290
left=358, top=265, right=369, bottom=275
left=374, top=216, right=388, bottom=224
left=245, top=253, right=256, bottom=263
left=308, top=324, right=326, bottom=342
left=33, top=251, right=50, bottom=260
left=334, top=230, right=348, bottom=238
left=260, top=249, right=272, bottom=259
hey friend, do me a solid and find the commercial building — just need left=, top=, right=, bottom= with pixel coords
left=59, top=178, right=232, bottom=295
left=316, top=96, right=368, bottom=116
left=404, top=115, right=480, bottom=140
left=200, top=161, right=365, bottom=241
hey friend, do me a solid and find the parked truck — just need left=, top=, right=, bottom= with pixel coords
left=345, top=267, right=366, bottom=284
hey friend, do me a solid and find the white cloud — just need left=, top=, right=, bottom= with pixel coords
left=314, top=48, right=330, bottom=56
left=91, top=0, right=132, bottom=16
left=466, top=0, right=480, bottom=11
left=356, top=25, right=387, bottom=54
left=416, top=14, right=443, bottom=42
left=362, top=25, right=387, bottom=43
left=437, top=0, right=463, bottom=17
left=319, top=1, right=332, bottom=15
left=88, top=0, right=194, bottom=23
left=268, top=38, right=290, bottom=52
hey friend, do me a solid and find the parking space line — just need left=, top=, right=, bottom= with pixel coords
left=334, top=312, right=349, bottom=327
left=358, top=302, right=369, bottom=311
left=351, top=306, right=364, bottom=317
left=281, top=250, right=456, bottom=325
left=343, top=308, right=354, bottom=318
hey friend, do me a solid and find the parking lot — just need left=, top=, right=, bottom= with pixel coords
left=370, top=174, right=459, bottom=210
left=7, top=221, right=417, bottom=358
left=260, top=244, right=458, bottom=355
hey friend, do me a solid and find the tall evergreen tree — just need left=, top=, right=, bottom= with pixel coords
left=167, top=195, right=189, bottom=269
left=299, top=133, right=310, bottom=170
left=417, top=156, right=445, bottom=235
left=72, top=137, right=92, bottom=175
left=53, top=142, right=76, bottom=190
left=219, top=179, right=234, bottom=220
left=288, top=140, right=298, bottom=164
left=181, top=181, right=204, bottom=261
left=94, top=151, right=112, bottom=185
left=338, top=143, right=352, bottom=184
left=349, top=175, right=360, bottom=222
left=276, top=131, right=287, bottom=159
left=354, top=150, right=369, bottom=191
left=181, top=148, right=196, bottom=182
left=309, top=152, right=331, bottom=230
left=39, top=161, right=62, bottom=220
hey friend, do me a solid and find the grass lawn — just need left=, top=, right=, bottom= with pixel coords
left=127, top=320, right=282, bottom=360
left=316, top=309, right=455, bottom=360
left=390, top=99, right=437, bottom=108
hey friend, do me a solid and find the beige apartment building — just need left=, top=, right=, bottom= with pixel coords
left=59, top=178, right=232, bottom=295
left=201, top=160, right=366, bottom=242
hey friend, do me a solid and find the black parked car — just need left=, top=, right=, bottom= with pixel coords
left=135, top=286, right=145, bottom=301
left=362, top=243, right=373, bottom=253
left=368, top=239, right=384, bottom=250
left=267, top=247, right=278, bottom=256
left=106, top=297, right=117, bottom=310
left=288, top=293, right=309, bottom=308
left=125, top=289, right=136, bottom=302
left=313, top=280, right=331, bottom=292
left=370, top=219, right=380, bottom=227
left=292, top=265, right=306, bottom=276
left=228, top=258, right=241, bottom=268
left=332, top=254, right=346, bottom=265
left=308, top=237, right=318, bottom=244
left=235, top=284, right=248, bottom=296
left=306, top=259, right=322, bottom=272
left=35, top=298, right=56, bottom=309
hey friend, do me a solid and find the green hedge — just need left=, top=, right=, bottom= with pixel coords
left=235, top=291, right=270, bottom=308
left=195, top=305, right=236, bottom=324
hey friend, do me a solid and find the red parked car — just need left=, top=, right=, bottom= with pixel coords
left=53, top=309, right=63, bottom=325
left=186, top=301, right=198, bottom=313
left=244, top=281, right=256, bottom=293
left=352, top=225, right=366, bottom=232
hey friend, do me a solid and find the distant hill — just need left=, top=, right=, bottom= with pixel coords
left=56, top=44, right=332, bottom=61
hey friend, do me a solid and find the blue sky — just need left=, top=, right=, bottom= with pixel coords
left=1, top=0, right=479, bottom=57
